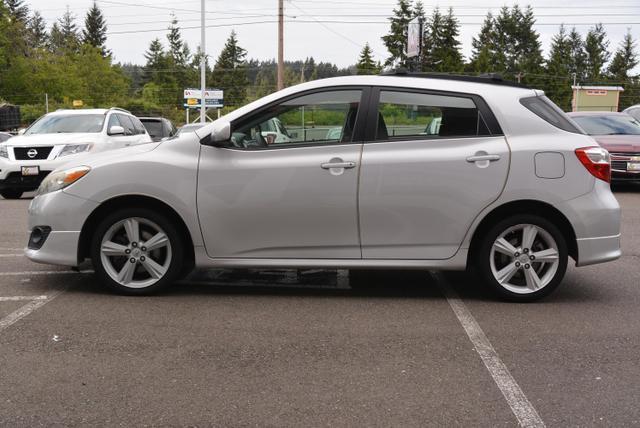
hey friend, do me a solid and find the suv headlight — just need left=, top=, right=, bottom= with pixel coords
left=36, top=166, right=91, bottom=196
left=0, top=144, right=8, bottom=158
left=58, top=143, right=93, bottom=157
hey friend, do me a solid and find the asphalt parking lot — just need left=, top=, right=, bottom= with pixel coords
left=1, top=186, right=639, bottom=427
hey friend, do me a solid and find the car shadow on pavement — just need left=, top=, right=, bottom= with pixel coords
left=66, top=267, right=604, bottom=303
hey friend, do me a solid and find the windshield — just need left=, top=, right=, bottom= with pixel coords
left=571, top=114, right=640, bottom=136
left=26, top=114, right=105, bottom=134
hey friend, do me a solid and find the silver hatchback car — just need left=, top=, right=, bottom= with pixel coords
left=25, top=74, right=621, bottom=301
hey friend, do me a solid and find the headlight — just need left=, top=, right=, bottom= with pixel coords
left=0, top=144, right=8, bottom=158
left=58, top=143, right=93, bottom=157
left=36, top=166, right=91, bottom=196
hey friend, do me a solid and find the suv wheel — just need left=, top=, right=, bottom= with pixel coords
left=1, top=190, right=23, bottom=199
left=477, top=215, right=568, bottom=302
left=91, top=208, right=184, bottom=295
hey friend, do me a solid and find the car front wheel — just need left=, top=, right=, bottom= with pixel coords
left=90, top=208, right=184, bottom=294
left=477, top=215, right=568, bottom=302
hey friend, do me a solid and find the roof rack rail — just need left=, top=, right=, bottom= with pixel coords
left=379, top=69, right=527, bottom=88
left=109, top=107, right=132, bottom=114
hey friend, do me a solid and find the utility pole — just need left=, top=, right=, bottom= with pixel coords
left=200, top=0, right=206, bottom=123
left=277, top=0, right=284, bottom=91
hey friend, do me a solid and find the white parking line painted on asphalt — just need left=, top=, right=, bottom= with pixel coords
left=0, top=289, right=64, bottom=333
left=0, top=270, right=94, bottom=277
left=435, top=273, right=545, bottom=428
left=0, top=254, right=24, bottom=257
left=0, top=248, right=23, bottom=251
left=0, top=295, right=48, bottom=301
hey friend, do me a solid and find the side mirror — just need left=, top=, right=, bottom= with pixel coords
left=205, top=121, right=231, bottom=147
left=17, top=128, right=26, bottom=135
left=108, top=125, right=125, bottom=135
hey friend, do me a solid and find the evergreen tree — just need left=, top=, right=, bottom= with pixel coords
left=491, top=6, right=513, bottom=72
left=82, top=2, right=108, bottom=57
left=545, top=25, right=573, bottom=110
left=356, top=43, right=378, bottom=75
left=608, top=30, right=638, bottom=80
left=167, top=15, right=190, bottom=68
left=439, top=7, right=463, bottom=72
left=421, top=7, right=442, bottom=71
left=27, top=11, right=47, bottom=50
left=381, top=0, right=413, bottom=68
left=512, top=5, right=543, bottom=75
left=585, top=23, right=610, bottom=79
left=468, top=12, right=496, bottom=72
left=211, top=31, right=248, bottom=106
left=50, top=8, right=81, bottom=54
left=143, top=38, right=168, bottom=84
left=5, top=0, right=29, bottom=24
left=303, top=57, right=316, bottom=81
left=567, top=27, right=587, bottom=80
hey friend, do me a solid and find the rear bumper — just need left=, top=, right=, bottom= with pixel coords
left=575, top=234, right=621, bottom=267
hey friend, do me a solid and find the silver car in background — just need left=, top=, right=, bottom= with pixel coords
left=25, top=74, right=621, bottom=301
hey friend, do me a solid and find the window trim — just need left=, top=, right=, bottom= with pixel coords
left=224, top=85, right=372, bottom=151
left=365, top=86, right=503, bottom=143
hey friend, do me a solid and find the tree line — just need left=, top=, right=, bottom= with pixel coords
left=371, top=0, right=639, bottom=110
left=1, top=0, right=639, bottom=125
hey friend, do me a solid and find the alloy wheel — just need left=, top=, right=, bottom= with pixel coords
left=99, top=217, right=172, bottom=289
left=489, top=223, right=560, bottom=294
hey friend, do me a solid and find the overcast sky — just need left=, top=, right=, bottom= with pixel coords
left=28, top=0, right=640, bottom=74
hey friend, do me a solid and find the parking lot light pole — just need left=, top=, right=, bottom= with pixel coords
left=200, top=0, right=206, bottom=123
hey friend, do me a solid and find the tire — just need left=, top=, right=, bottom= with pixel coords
left=90, top=208, right=185, bottom=295
left=476, top=214, right=568, bottom=302
left=1, top=190, right=23, bottom=199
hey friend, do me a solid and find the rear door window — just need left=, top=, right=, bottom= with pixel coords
left=375, top=90, right=491, bottom=141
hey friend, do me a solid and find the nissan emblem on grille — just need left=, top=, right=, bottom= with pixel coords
left=27, top=149, right=38, bottom=158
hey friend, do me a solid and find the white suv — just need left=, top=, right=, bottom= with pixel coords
left=0, top=108, right=152, bottom=199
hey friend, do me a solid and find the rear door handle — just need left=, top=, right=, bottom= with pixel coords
left=466, top=154, right=501, bottom=163
left=321, top=161, right=356, bottom=169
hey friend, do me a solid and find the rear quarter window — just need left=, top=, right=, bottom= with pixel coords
left=520, top=96, right=583, bottom=134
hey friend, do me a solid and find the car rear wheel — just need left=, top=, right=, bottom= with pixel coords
left=477, top=215, right=568, bottom=302
left=90, top=208, right=184, bottom=295
left=1, top=190, right=23, bottom=199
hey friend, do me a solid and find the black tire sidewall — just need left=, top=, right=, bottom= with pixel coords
left=90, top=208, right=184, bottom=295
left=477, top=214, right=568, bottom=302
left=1, top=190, right=23, bottom=199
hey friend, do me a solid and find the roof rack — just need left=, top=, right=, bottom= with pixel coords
left=379, top=69, right=528, bottom=88
left=109, top=107, right=132, bottom=114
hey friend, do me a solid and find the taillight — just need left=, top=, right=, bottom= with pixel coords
left=575, top=146, right=611, bottom=183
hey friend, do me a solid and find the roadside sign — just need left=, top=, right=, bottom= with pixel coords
left=184, top=88, right=223, bottom=108
left=183, top=98, right=224, bottom=109
left=407, top=17, right=422, bottom=58
left=72, top=100, right=83, bottom=107
left=183, top=89, right=223, bottom=100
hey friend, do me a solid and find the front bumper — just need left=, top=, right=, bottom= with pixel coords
left=0, top=170, right=51, bottom=190
left=24, top=190, right=99, bottom=267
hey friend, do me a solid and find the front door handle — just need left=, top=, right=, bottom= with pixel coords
left=321, top=161, right=356, bottom=169
left=466, top=154, right=501, bottom=163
